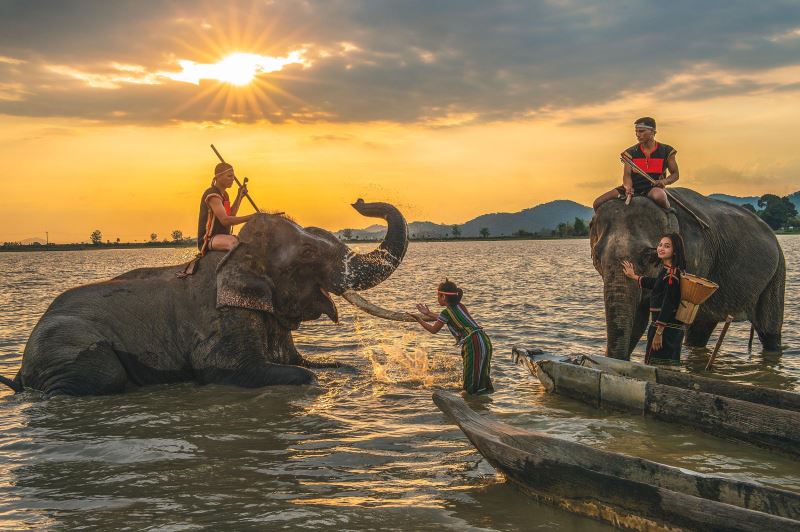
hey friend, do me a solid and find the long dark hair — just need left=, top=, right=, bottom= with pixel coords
left=438, top=278, right=463, bottom=305
left=661, top=232, right=687, bottom=271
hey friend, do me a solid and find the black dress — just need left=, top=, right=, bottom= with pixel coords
left=639, top=266, right=683, bottom=364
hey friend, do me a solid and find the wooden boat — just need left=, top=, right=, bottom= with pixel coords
left=433, top=390, right=800, bottom=531
left=512, top=347, right=800, bottom=457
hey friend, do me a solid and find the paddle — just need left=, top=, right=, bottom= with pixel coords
left=211, top=144, right=261, bottom=212
left=620, top=153, right=710, bottom=229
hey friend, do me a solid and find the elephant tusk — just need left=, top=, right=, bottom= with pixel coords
left=340, top=290, right=416, bottom=322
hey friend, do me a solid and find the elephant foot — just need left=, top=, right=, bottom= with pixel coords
left=756, top=330, right=782, bottom=353
left=684, top=320, right=717, bottom=348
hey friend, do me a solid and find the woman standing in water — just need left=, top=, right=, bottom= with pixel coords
left=621, top=233, right=687, bottom=364
left=409, top=279, right=494, bottom=394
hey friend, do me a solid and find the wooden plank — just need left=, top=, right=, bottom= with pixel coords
left=581, top=354, right=658, bottom=382
left=578, top=352, right=800, bottom=413
left=601, top=372, right=647, bottom=412
left=534, top=358, right=800, bottom=458
left=655, top=369, right=800, bottom=413
left=549, top=360, right=601, bottom=407
left=645, top=382, right=800, bottom=457
left=433, top=391, right=800, bottom=530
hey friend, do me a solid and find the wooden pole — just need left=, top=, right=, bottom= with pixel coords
left=620, top=154, right=710, bottom=229
left=210, top=144, right=261, bottom=212
left=706, top=314, right=734, bottom=370
left=747, top=323, right=755, bottom=353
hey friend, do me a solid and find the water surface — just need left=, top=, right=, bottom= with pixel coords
left=1, top=238, right=798, bottom=530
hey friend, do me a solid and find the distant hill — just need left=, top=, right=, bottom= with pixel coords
left=336, top=199, right=593, bottom=239
left=709, top=191, right=800, bottom=210
left=708, top=194, right=760, bottom=208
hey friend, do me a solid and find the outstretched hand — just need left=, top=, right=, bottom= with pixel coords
left=621, top=260, right=638, bottom=280
left=416, top=303, right=433, bottom=316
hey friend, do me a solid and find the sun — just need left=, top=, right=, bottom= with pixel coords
left=164, top=51, right=306, bottom=86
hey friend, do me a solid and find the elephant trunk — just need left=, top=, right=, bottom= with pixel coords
left=334, top=199, right=408, bottom=292
left=603, top=268, right=640, bottom=360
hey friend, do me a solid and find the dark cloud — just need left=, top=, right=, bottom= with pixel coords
left=1, top=0, right=799, bottom=124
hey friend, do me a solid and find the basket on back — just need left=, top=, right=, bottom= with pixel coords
left=676, top=273, right=718, bottom=324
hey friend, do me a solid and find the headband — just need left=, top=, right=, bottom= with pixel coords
left=634, top=123, right=655, bottom=130
left=438, top=290, right=459, bottom=296
left=214, top=168, right=234, bottom=178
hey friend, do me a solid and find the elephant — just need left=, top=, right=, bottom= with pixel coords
left=0, top=200, right=408, bottom=396
left=590, top=188, right=785, bottom=360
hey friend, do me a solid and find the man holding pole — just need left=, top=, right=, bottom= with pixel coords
left=593, top=117, right=680, bottom=210
left=197, top=162, right=255, bottom=252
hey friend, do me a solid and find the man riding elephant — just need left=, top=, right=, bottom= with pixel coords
left=590, top=188, right=784, bottom=360
left=0, top=200, right=409, bottom=396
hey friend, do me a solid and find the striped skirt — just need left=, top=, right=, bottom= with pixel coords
left=461, top=331, right=494, bottom=395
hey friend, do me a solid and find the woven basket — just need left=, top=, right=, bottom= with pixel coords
left=676, top=273, right=719, bottom=324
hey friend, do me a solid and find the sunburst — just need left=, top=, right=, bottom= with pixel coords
left=164, top=3, right=313, bottom=121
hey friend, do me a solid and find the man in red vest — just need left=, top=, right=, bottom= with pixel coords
left=593, top=117, right=680, bottom=210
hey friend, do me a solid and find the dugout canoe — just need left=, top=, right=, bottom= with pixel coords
left=512, top=347, right=800, bottom=457
left=433, top=391, right=800, bottom=531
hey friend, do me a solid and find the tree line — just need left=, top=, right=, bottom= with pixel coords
left=88, top=230, right=191, bottom=245
left=741, top=195, right=799, bottom=231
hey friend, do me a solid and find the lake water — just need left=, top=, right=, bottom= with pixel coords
left=1, top=238, right=798, bottom=530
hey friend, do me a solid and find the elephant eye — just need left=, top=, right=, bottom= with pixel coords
left=300, top=246, right=316, bottom=261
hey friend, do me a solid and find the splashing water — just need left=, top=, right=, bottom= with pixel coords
left=352, top=313, right=457, bottom=387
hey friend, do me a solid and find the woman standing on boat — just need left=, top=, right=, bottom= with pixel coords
left=621, top=233, right=687, bottom=364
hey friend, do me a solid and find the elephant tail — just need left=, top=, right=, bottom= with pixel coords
left=0, top=371, right=23, bottom=394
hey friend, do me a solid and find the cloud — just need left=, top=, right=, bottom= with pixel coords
left=1, top=0, right=800, bottom=125
left=693, top=163, right=800, bottom=190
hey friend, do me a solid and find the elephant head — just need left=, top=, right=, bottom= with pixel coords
left=590, top=197, right=679, bottom=359
left=216, top=199, right=408, bottom=330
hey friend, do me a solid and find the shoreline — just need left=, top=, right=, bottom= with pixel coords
left=2, top=231, right=796, bottom=252
left=1, top=235, right=589, bottom=252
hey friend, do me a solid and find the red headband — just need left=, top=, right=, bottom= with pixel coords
left=438, top=290, right=459, bottom=295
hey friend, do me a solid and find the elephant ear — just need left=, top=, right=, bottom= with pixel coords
left=215, top=216, right=274, bottom=312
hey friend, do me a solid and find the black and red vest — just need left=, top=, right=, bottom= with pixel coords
left=197, top=186, right=232, bottom=250
left=624, top=142, right=676, bottom=190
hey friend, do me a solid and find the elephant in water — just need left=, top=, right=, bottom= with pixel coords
left=0, top=200, right=408, bottom=396
left=590, top=188, right=784, bottom=360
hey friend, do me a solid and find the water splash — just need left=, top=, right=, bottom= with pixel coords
left=352, top=314, right=447, bottom=387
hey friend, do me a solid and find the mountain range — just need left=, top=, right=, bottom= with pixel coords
left=336, top=190, right=800, bottom=240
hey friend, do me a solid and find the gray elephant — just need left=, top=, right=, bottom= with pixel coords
left=0, top=200, right=407, bottom=396
left=590, top=188, right=784, bottom=360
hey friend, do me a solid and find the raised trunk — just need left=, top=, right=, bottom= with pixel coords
left=603, top=269, right=640, bottom=360
left=334, top=199, right=408, bottom=292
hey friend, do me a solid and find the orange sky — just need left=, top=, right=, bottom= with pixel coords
left=1, top=2, right=799, bottom=243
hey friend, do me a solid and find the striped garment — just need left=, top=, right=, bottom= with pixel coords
left=437, top=304, right=494, bottom=395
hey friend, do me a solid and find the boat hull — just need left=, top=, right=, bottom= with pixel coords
left=433, top=390, right=800, bottom=531
left=514, top=348, right=800, bottom=457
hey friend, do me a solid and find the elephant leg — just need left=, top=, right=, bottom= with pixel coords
left=200, top=361, right=316, bottom=388
left=626, top=302, right=650, bottom=358
left=751, top=264, right=784, bottom=352
left=685, top=320, right=717, bottom=348
left=40, top=341, right=128, bottom=396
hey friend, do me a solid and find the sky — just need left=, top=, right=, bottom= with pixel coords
left=1, top=0, right=799, bottom=243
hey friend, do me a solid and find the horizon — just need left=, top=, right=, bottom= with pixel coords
left=2, top=2, right=800, bottom=242
left=9, top=190, right=797, bottom=245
